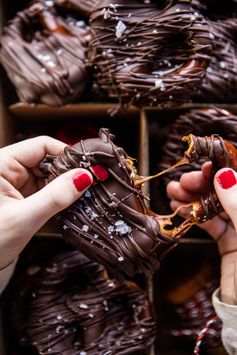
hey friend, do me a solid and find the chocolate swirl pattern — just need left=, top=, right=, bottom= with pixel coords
left=13, top=250, right=156, bottom=354
left=0, top=1, right=91, bottom=106
left=89, top=0, right=212, bottom=107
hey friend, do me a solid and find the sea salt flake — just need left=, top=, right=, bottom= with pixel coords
left=108, top=225, right=114, bottom=234
left=118, top=256, right=124, bottom=262
left=76, top=20, right=85, bottom=28
left=155, top=79, right=165, bottom=91
left=82, top=225, right=89, bottom=232
left=45, top=0, right=53, bottom=7
left=84, top=191, right=92, bottom=198
left=79, top=303, right=88, bottom=309
left=220, top=61, right=226, bottom=69
left=101, top=7, right=110, bottom=19
left=116, top=21, right=127, bottom=38
left=114, top=220, right=132, bottom=235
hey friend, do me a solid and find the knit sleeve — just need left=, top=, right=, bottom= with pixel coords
left=212, top=288, right=237, bottom=355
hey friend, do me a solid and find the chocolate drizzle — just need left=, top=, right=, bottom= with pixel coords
left=13, top=250, right=156, bottom=354
left=89, top=0, right=212, bottom=107
left=0, top=1, right=91, bottom=106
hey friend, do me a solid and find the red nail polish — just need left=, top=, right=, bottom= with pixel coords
left=90, top=165, right=109, bottom=181
left=217, top=169, right=237, bottom=189
left=73, top=172, right=92, bottom=192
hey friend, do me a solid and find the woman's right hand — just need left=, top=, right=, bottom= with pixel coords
left=167, top=162, right=237, bottom=305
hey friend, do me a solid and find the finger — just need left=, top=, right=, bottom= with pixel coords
left=11, top=168, right=93, bottom=237
left=201, top=161, right=212, bottom=179
left=180, top=170, right=210, bottom=193
left=214, top=168, right=237, bottom=231
left=167, top=181, right=199, bottom=202
left=0, top=136, right=66, bottom=177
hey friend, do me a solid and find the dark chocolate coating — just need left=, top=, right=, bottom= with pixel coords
left=0, top=2, right=91, bottom=106
left=159, top=108, right=237, bottom=185
left=194, top=18, right=237, bottom=102
left=88, top=0, right=212, bottom=107
left=40, top=128, right=180, bottom=278
left=13, top=250, right=156, bottom=354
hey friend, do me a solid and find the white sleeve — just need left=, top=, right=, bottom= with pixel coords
left=212, top=288, right=237, bottom=355
left=0, top=259, right=18, bottom=295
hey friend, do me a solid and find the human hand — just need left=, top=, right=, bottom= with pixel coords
left=167, top=162, right=237, bottom=305
left=0, top=136, right=94, bottom=270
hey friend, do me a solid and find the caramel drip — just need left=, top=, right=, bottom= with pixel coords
left=155, top=203, right=195, bottom=238
left=134, top=157, right=188, bottom=187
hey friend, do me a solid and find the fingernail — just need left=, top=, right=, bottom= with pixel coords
left=90, top=165, right=109, bottom=181
left=73, top=172, right=92, bottom=192
left=217, top=169, right=237, bottom=189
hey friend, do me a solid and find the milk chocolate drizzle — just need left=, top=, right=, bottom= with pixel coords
left=0, top=1, right=91, bottom=106
left=89, top=0, right=212, bottom=107
left=13, top=250, right=156, bottom=354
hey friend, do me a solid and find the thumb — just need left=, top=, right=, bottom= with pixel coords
left=214, top=168, right=237, bottom=229
left=16, top=168, right=93, bottom=236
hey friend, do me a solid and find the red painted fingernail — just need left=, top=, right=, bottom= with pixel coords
left=217, top=169, right=237, bottom=189
left=73, top=172, right=92, bottom=192
left=90, top=165, right=109, bottom=181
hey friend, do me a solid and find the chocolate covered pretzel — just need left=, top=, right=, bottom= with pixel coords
left=89, top=0, right=212, bottom=107
left=0, top=1, right=91, bottom=105
left=13, top=250, right=156, bottom=354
